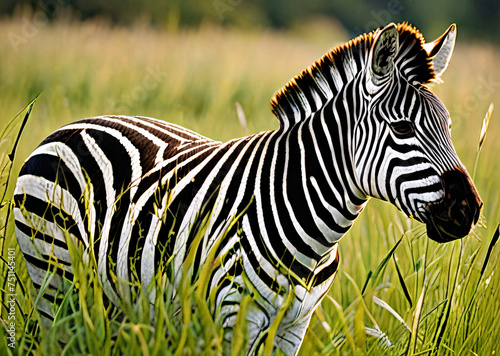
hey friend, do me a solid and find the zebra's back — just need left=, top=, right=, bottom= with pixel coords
left=14, top=115, right=228, bottom=308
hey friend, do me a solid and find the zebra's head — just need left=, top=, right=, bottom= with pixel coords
left=354, top=23, right=482, bottom=242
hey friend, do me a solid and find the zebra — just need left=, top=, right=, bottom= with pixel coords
left=14, top=22, right=482, bottom=354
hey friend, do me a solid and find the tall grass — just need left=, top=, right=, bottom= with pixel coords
left=0, top=18, right=499, bottom=355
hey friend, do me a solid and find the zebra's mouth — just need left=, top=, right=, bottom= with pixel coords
left=424, top=170, right=482, bottom=243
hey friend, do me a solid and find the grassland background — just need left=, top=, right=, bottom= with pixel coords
left=0, top=14, right=499, bottom=356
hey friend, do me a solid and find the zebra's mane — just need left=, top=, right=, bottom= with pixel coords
left=270, top=22, right=435, bottom=127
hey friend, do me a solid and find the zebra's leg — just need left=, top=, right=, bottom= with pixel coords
left=272, top=268, right=339, bottom=354
left=14, top=147, right=96, bottom=333
left=214, top=278, right=271, bottom=355
left=239, top=303, right=312, bottom=355
left=272, top=313, right=312, bottom=356
left=218, top=288, right=309, bottom=355
left=14, top=224, right=73, bottom=335
left=14, top=199, right=88, bottom=341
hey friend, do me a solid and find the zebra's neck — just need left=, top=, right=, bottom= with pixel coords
left=266, top=102, right=367, bottom=243
left=241, top=126, right=361, bottom=289
left=252, top=35, right=374, bottom=279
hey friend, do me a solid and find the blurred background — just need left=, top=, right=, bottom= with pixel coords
left=1, top=0, right=498, bottom=195
left=1, top=1, right=499, bottom=354
left=1, top=0, right=500, bottom=42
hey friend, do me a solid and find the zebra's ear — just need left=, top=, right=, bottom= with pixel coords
left=423, top=24, right=456, bottom=80
left=370, top=23, right=399, bottom=83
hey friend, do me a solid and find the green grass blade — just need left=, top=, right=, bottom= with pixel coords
left=230, top=294, right=250, bottom=356
left=361, top=270, right=372, bottom=295
left=0, top=96, right=38, bottom=256
left=0, top=95, right=38, bottom=204
left=393, top=254, right=413, bottom=307
left=480, top=223, right=500, bottom=277
left=263, top=284, right=296, bottom=356
left=371, top=234, right=404, bottom=288
left=431, top=241, right=463, bottom=355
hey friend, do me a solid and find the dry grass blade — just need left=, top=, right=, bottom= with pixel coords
left=324, top=294, right=357, bottom=352
left=473, top=102, right=494, bottom=179
left=235, top=101, right=249, bottom=134
left=365, top=326, right=392, bottom=348
left=478, top=102, right=494, bottom=150
left=408, top=281, right=427, bottom=355
left=372, top=295, right=411, bottom=332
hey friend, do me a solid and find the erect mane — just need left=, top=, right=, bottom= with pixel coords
left=270, top=22, right=435, bottom=127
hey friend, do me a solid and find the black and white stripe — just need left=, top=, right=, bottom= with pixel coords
left=14, top=22, right=481, bottom=354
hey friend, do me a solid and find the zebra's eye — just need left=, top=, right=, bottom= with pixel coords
left=390, top=121, right=415, bottom=138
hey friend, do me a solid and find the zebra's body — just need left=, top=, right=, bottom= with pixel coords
left=14, top=23, right=482, bottom=354
left=15, top=113, right=353, bottom=352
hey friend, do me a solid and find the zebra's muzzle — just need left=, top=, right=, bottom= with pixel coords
left=425, top=169, right=483, bottom=243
